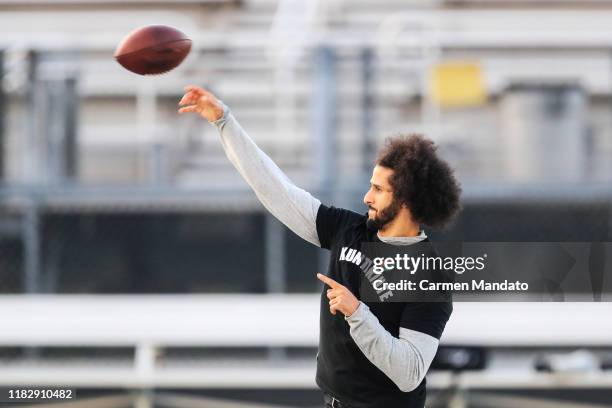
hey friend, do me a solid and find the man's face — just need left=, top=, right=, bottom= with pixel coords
left=363, top=165, right=402, bottom=231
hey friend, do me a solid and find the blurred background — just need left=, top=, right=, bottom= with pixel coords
left=1, top=0, right=612, bottom=407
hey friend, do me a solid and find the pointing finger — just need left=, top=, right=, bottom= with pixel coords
left=317, top=273, right=342, bottom=289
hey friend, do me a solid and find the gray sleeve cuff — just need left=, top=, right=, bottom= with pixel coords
left=210, top=101, right=230, bottom=129
left=345, top=301, right=368, bottom=323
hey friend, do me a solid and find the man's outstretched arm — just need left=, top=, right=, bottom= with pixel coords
left=178, top=85, right=321, bottom=247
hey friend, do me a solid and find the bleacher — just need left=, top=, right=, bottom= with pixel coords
left=2, top=296, right=612, bottom=389
left=2, top=0, right=612, bottom=187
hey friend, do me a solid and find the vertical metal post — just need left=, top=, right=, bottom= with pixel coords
left=24, top=50, right=39, bottom=183
left=63, top=76, right=78, bottom=183
left=313, top=46, right=337, bottom=199
left=22, top=51, right=42, bottom=294
left=265, top=214, right=286, bottom=293
left=609, top=51, right=612, bottom=241
left=418, top=24, right=441, bottom=142
left=313, top=46, right=337, bottom=278
left=43, top=236, right=59, bottom=293
left=136, top=78, right=157, bottom=184
left=23, top=200, right=40, bottom=294
left=361, top=47, right=375, bottom=181
left=0, top=50, right=5, bottom=181
left=46, top=79, right=62, bottom=185
left=43, top=63, right=79, bottom=185
left=265, top=214, right=287, bottom=360
left=134, top=390, right=153, bottom=408
left=150, top=142, right=167, bottom=186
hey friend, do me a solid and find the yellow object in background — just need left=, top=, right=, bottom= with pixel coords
left=429, top=61, right=486, bottom=107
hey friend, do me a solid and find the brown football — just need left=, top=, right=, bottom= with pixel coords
left=114, top=25, right=192, bottom=75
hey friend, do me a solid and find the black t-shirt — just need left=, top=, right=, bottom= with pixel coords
left=315, top=204, right=453, bottom=408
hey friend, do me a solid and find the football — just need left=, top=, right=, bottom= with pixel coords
left=114, top=25, right=192, bottom=75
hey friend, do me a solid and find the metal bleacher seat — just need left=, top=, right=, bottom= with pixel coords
left=1, top=295, right=612, bottom=389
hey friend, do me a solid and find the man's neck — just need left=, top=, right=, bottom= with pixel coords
left=377, top=220, right=420, bottom=238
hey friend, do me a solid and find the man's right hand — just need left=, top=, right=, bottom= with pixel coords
left=178, top=85, right=225, bottom=122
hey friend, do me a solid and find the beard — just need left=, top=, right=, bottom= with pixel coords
left=366, top=199, right=402, bottom=232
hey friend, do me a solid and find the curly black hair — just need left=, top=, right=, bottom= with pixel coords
left=376, top=134, right=462, bottom=229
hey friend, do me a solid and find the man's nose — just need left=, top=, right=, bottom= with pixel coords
left=364, top=190, right=373, bottom=205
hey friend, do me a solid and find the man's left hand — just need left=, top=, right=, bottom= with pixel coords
left=317, top=273, right=360, bottom=317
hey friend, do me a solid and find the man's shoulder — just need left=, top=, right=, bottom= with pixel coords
left=315, top=204, right=367, bottom=249
left=316, top=204, right=366, bottom=231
